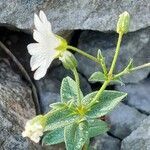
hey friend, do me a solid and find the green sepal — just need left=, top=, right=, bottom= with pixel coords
left=83, top=90, right=127, bottom=118
left=61, top=76, right=83, bottom=102
left=44, top=108, right=79, bottom=131
left=42, top=127, right=64, bottom=145
left=89, top=71, right=124, bottom=85
left=89, top=119, right=109, bottom=137
left=64, top=121, right=89, bottom=150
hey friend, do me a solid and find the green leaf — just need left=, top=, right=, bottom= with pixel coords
left=89, top=71, right=105, bottom=83
left=61, top=76, right=83, bottom=102
left=42, top=127, right=64, bottom=145
left=89, top=72, right=124, bottom=85
left=83, top=90, right=127, bottom=118
left=50, top=102, right=66, bottom=110
left=89, top=119, right=109, bottom=137
left=64, top=121, right=89, bottom=150
left=45, top=108, right=79, bottom=131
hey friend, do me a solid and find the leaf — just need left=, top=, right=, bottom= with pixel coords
left=89, top=71, right=105, bottom=83
left=89, top=72, right=124, bottom=85
left=89, top=119, right=109, bottom=137
left=45, top=108, right=79, bottom=131
left=64, top=121, right=89, bottom=150
left=83, top=90, right=127, bottom=118
left=61, top=76, right=83, bottom=102
left=50, top=102, right=66, bottom=110
left=42, top=127, right=64, bottom=145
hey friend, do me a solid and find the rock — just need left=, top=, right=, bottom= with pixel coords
left=121, top=116, right=150, bottom=150
left=116, top=78, right=150, bottom=114
left=76, top=28, right=150, bottom=83
left=35, top=65, right=92, bottom=113
left=106, top=103, right=146, bottom=139
left=0, top=1, right=150, bottom=32
left=90, top=134, right=121, bottom=150
left=0, top=61, right=41, bottom=149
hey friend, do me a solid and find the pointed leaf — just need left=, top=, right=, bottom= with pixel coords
left=61, top=76, right=83, bottom=102
left=64, top=121, right=89, bottom=150
left=50, top=102, right=66, bottom=110
left=89, top=119, right=109, bottom=137
left=89, top=71, right=124, bottom=85
left=45, top=108, right=79, bottom=131
left=89, top=71, right=105, bottom=83
left=42, top=127, right=64, bottom=145
left=83, top=90, right=127, bottom=118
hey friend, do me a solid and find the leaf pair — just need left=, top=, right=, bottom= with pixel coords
left=43, top=119, right=109, bottom=149
left=89, top=71, right=124, bottom=85
left=42, top=76, right=127, bottom=149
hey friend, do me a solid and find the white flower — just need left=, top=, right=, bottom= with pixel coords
left=22, top=115, right=46, bottom=143
left=27, top=10, right=67, bottom=80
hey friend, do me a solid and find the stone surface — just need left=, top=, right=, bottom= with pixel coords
left=121, top=116, right=150, bottom=150
left=106, top=103, right=146, bottom=139
left=0, top=61, right=41, bottom=149
left=35, top=65, right=92, bottom=113
left=76, top=28, right=150, bottom=83
left=0, top=1, right=150, bottom=32
left=116, top=78, right=150, bottom=114
left=90, top=134, right=121, bottom=150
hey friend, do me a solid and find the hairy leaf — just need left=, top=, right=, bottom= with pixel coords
left=42, top=127, right=64, bottom=145
left=50, top=102, right=66, bottom=110
left=89, top=71, right=124, bottom=85
left=64, top=121, right=89, bottom=150
left=83, top=90, right=127, bottom=118
left=45, top=108, right=79, bottom=131
left=89, top=119, right=109, bottom=137
left=61, top=76, right=83, bottom=102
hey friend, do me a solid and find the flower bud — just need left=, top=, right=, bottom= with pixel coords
left=116, top=11, right=130, bottom=34
left=22, top=115, right=46, bottom=143
left=59, top=51, right=77, bottom=70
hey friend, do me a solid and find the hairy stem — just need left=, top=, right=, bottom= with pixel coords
left=88, top=80, right=109, bottom=108
left=114, top=62, right=150, bottom=79
left=109, top=33, right=123, bottom=75
left=88, top=33, right=123, bottom=107
left=67, top=45, right=100, bottom=64
left=72, top=68, right=82, bottom=105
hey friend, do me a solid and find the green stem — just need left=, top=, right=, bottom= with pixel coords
left=131, top=63, right=150, bottom=71
left=114, top=62, right=150, bottom=79
left=67, top=45, right=100, bottom=64
left=109, top=33, right=123, bottom=75
left=88, top=33, right=123, bottom=108
left=88, top=80, right=109, bottom=108
left=72, top=68, right=82, bottom=105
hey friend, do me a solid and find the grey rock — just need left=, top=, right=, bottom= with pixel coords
left=0, top=61, right=41, bottom=149
left=90, top=134, right=121, bottom=150
left=106, top=103, right=146, bottom=139
left=76, top=28, right=150, bottom=83
left=0, top=1, right=150, bottom=32
left=35, top=65, right=92, bottom=113
left=116, top=78, right=150, bottom=114
left=121, top=116, right=150, bottom=150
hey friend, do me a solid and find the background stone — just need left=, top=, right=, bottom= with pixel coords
left=0, top=0, right=150, bottom=32
left=0, top=61, right=41, bottom=149
left=106, top=103, right=146, bottom=139
left=116, top=78, right=150, bottom=114
left=121, top=116, right=150, bottom=150
left=90, top=134, right=121, bottom=150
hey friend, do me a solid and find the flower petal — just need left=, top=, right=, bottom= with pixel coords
left=30, top=55, right=45, bottom=71
left=27, top=43, right=42, bottom=55
left=33, top=57, right=54, bottom=80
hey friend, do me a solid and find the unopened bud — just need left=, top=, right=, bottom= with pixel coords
left=117, top=11, right=130, bottom=34
left=59, top=51, right=77, bottom=70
